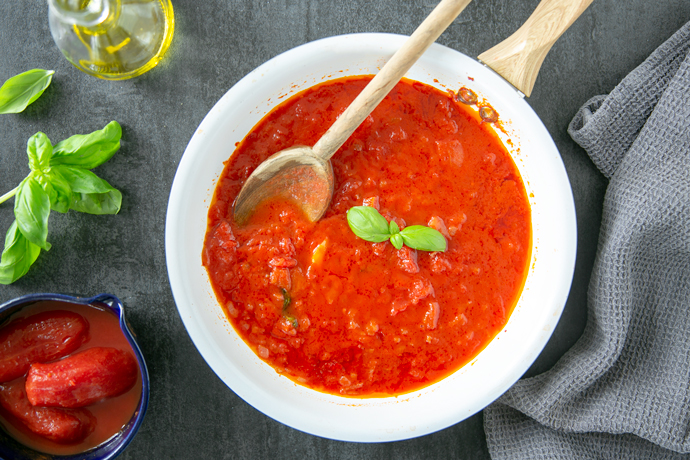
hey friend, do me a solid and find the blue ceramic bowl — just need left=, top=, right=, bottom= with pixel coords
left=0, top=293, right=149, bottom=460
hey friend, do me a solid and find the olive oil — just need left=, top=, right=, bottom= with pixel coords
left=48, top=0, right=174, bottom=80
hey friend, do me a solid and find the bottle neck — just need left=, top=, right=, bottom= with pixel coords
left=47, top=0, right=116, bottom=27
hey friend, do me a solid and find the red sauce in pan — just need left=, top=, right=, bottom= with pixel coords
left=203, top=76, right=531, bottom=396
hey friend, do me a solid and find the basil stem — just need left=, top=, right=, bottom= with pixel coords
left=0, top=186, right=18, bottom=205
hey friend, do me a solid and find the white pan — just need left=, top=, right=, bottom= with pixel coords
left=166, top=0, right=583, bottom=442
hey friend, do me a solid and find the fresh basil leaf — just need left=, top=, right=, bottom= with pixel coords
left=53, top=165, right=115, bottom=193
left=27, top=132, right=53, bottom=173
left=44, top=169, right=72, bottom=213
left=389, top=220, right=400, bottom=235
left=390, top=233, right=404, bottom=250
left=50, top=121, right=122, bottom=170
left=0, top=69, right=54, bottom=114
left=34, top=174, right=57, bottom=211
left=70, top=189, right=122, bottom=215
left=14, top=177, right=51, bottom=251
left=346, top=206, right=391, bottom=243
left=400, top=225, right=447, bottom=252
left=54, top=165, right=122, bottom=215
left=0, top=121, right=123, bottom=284
left=0, top=221, right=42, bottom=285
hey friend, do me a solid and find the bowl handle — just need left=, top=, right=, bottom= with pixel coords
left=88, top=293, right=124, bottom=312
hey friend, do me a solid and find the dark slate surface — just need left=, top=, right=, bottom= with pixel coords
left=0, top=1, right=688, bottom=458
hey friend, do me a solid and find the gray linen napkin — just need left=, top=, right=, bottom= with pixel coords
left=483, top=20, right=690, bottom=459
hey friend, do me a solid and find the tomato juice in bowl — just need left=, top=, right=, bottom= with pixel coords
left=166, top=34, right=576, bottom=441
left=0, top=293, right=149, bottom=459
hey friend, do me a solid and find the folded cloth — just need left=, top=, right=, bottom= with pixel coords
left=483, top=20, right=690, bottom=459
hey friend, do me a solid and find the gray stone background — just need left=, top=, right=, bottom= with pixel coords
left=0, top=0, right=688, bottom=458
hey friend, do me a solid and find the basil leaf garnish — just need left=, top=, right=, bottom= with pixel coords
left=0, top=69, right=54, bottom=114
left=0, top=221, right=42, bottom=284
left=51, top=121, right=122, bottom=169
left=390, top=233, right=404, bottom=250
left=346, top=206, right=392, bottom=243
left=346, top=206, right=447, bottom=252
left=400, top=225, right=448, bottom=252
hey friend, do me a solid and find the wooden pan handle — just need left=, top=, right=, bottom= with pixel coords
left=312, top=0, right=472, bottom=160
left=478, top=0, right=594, bottom=97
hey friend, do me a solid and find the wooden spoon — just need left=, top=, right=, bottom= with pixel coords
left=232, top=0, right=594, bottom=225
left=232, top=0, right=473, bottom=225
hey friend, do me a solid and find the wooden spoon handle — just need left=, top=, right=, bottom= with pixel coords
left=478, top=0, right=594, bottom=97
left=312, top=0, right=472, bottom=160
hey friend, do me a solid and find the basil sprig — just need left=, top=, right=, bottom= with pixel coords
left=0, top=69, right=54, bottom=114
left=0, top=121, right=123, bottom=284
left=346, top=206, right=447, bottom=252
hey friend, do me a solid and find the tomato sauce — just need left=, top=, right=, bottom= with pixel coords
left=0, top=301, right=142, bottom=455
left=203, top=77, right=531, bottom=396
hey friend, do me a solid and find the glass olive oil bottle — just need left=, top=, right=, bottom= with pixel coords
left=48, top=0, right=174, bottom=80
